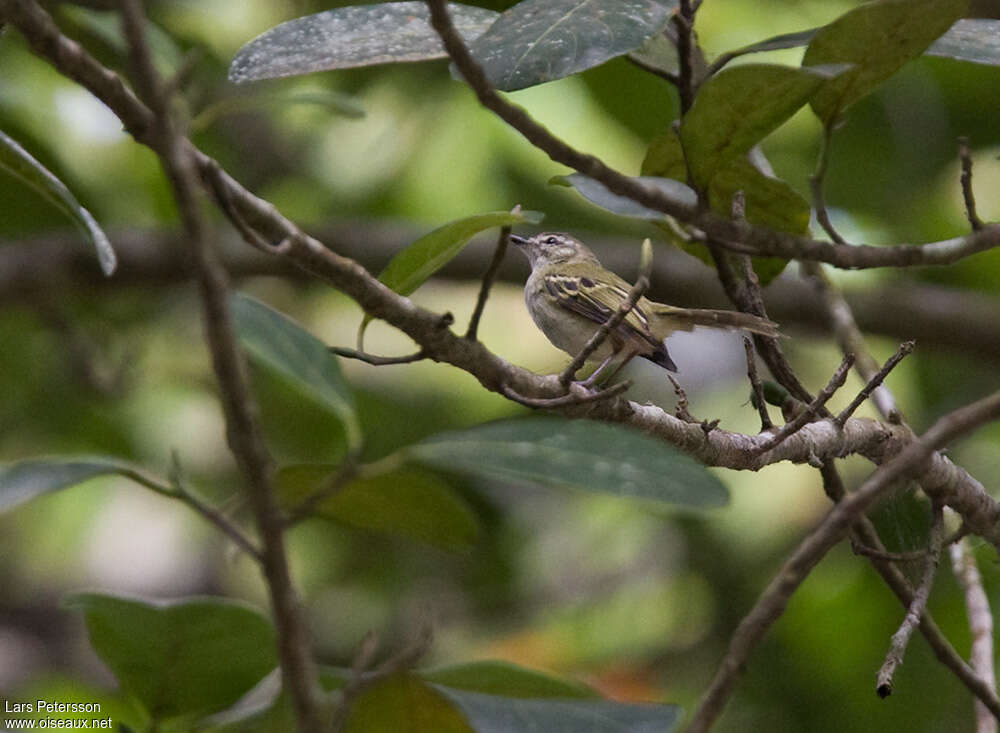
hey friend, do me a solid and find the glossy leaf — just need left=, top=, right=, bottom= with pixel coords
left=722, top=27, right=820, bottom=59
left=434, top=689, right=682, bottom=733
left=469, top=0, right=677, bottom=91
left=551, top=173, right=697, bottom=219
left=348, top=674, right=474, bottom=733
left=627, top=30, right=680, bottom=77
left=276, top=463, right=479, bottom=550
left=409, top=417, right=729, bottom=508
left=926, top=18, right=1000, bottom=66
left=358, top=209, right=542, bottom=343
left=0, top=129, right=116, bottom=275
left=231, top=294, right=361, bottom=452
left=641, top=132, right=803, bottom=284
left=422, top=660, right=595, bottom=699
left=804, top=0, right=968, bottom=122
left=706, top=18, right=1000, bottom=68
left=680, top=64, right=836, bottom=188
left=64, top=593, right=277, bottom=721
left=229, top=2, right=499, bottom=82
left=0, top=456, right=155, bottom=513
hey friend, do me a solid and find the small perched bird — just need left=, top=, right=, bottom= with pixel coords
left=509, top=232, right=779, bottom=381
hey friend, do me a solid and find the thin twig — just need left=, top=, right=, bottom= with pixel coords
left=753, top=354, right=854, bottom=455
left=835, top=341, right=914, bottom=427
left=500, top=380, right=631, bottom=409
left=203, top=159, right=277, bottom=252
left=330, top=346, right=427, bottom=366
left=850, top=541, right=930, bottom=563
left=165, top=455, right=262, bottom=562
left=819, top=463, right=1000, bottom=719
left=804, top=261, right=904, bottom=423
left=686, top=391, right=1000, bottom=733
left=626, top=53, right=680, bottom=85
left=283, top=457, right=361, bottom=526
left=708, top=244, right=822, bottom=412
left=666, top=372, right=698, bottom=423
left=877, top=504, right=946, bottom=698
left=558, top=242, right=653, bottom=387
left=743, top=336, right=772, bottom=430
left=330, top=627, right=434, bottom=732
left=118, top=2, right=326, bottom=729
left=951, top=537, right=998, bottom=733
left=466, top=220, right=513, bottom=340
left=674, top=1, right=697, bottom=114
left=810, top=121, right=848, bottom=245
left=959, top=136, right=984, bottom=232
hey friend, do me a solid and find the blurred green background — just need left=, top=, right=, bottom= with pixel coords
left=2, top=0, right=999, bottom=730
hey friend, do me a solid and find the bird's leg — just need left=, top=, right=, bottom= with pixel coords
left=578, top=347, right=640, bottom=389
left=577, top=352, right=617, bottom=389
left=597, top=351, right=639, bottom=386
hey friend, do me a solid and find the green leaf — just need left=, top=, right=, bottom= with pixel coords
left=0, top=456, right=155, bottom=513
left=432, top=688, right=682, bottom=733
left=358, top=209, right=542, bottom=343
left=347, top=674, right=474, bottom=733
left=0, top=129, right=116, bottom=275
left=421, top=661, right=596, bottom=699
left=927, top=18, right=1000, bottom=66
left=468, top=0, right=678, bottom=92
left=551, top=173, right=697, bottom=219
left=680, top=64, right=837, bottom=189
left=229, top=2, right=499, bottom=83
left=408, top=417, right=729, bottom=508
left=705, top=18, right=1000, bottom=69
left=276, top=463, right=479, bottom=550
left=804, top=0, right=968, bottom=122
left=64, top=593, right=277, bottom=721
left=641, top=131, right=800, bottom=284
left=721, top=27, right=820, bottom=59
left=231, top=293, right=361, bottom=453
left=627, top=30, right=680, bottom=77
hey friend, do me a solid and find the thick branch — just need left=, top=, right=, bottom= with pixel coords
left=418, top=0, right=1000, bottom=271
left=686, top=391, right=1000, bottom=733
left=5, top=0, right=1000, bottom=549
left=819, top=464, right=1000, bottom=719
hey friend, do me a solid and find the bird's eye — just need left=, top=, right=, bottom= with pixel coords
left=544, top=236, right=557, bottom=245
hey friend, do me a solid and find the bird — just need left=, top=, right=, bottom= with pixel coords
left=509, top=232, right=779, bottom=383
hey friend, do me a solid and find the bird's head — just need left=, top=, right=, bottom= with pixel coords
left=508, top=232, right=599, bottom=269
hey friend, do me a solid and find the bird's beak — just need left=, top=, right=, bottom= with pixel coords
left=508, top=234, right=529, bottom=246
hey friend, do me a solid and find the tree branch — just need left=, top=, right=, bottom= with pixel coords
left=685, top=391, right=1000, bottom=733
left=752, top=354, right=853, bottom=456
left=819, top=464, right=1000, bottom=720
left=951, top=537, right=999, bottom=733
left=420, top=0, right=1000, bottom=271
left=876, top=503, right=945, bottom=698
left=117, top=2, right=325, bottom=729
left=5, top=0, right=1000, bottom=550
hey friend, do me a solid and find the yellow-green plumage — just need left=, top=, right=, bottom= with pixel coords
left=512, top=232, right=778, bottom=374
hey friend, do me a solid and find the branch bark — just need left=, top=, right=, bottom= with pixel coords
left=3, top=0, right=999, bottom=551
left=117, top=2, right=325, bottom=729
left=685, top=391, right=1000, bottom=733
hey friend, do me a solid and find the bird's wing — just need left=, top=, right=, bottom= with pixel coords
left=541, top=271, right=660, bottom=349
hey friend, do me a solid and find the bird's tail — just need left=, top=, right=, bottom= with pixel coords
left=653, top=306, right=780, bottom=338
